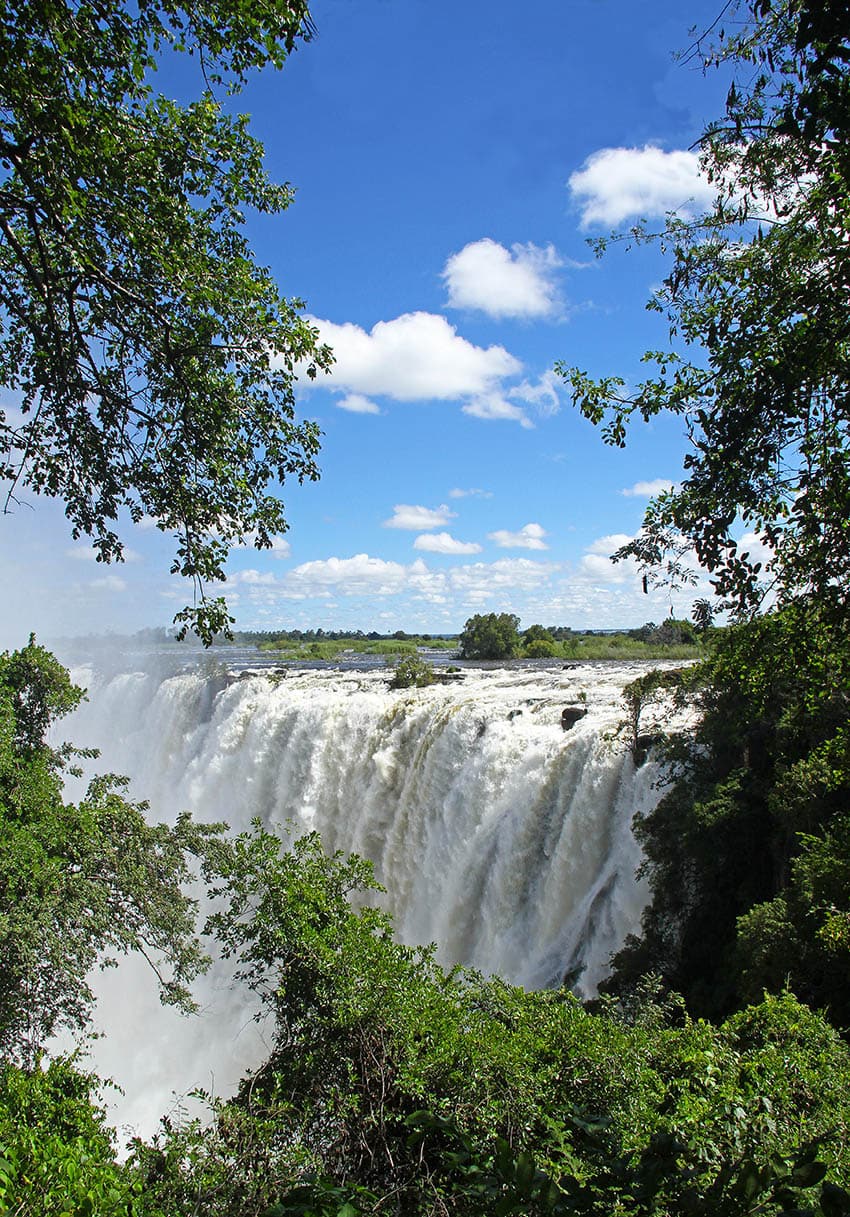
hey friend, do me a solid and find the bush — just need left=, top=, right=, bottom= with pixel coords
left=388, top=655, right=434, bottom=689
left=524, top=638, right=558, bottom=658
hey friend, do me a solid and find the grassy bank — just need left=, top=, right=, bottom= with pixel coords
left=253, top=632, right=702, bottom=663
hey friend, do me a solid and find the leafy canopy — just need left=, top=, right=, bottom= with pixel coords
left=0, top=639, right=218, bottom=1064
left=558, top=0, right=850, bottom=618
left=459, top=612, right=521, bottom=661
left=559, top=0, right=850, bottom=1027
left=0, top=0, right=331, bottom=642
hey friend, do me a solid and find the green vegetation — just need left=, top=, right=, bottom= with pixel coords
left=0, top=638, right=217, bottom=1067
left=606, top=604, right=850, bottom=1026
left=0, top=0, right=329, bottom=643
left=459, top=613, right=522, bottom=660
left=2, top=787, right=850, bottom=1214
left=561, top=0, right=850, bottom=1042
left=256, top=632, right=453, bottom=662
left=387, top=654, right=435, bottom=690
left=1, top=632, right=850, bottom=1212
left=251, top=622, right=702, bottom=664
left=5, top=0, right=850, bottom=1213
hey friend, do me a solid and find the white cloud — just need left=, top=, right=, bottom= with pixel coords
left=577, top=553, right=635, bottom=584
left=577, top=534, right=636, bottom=584
left=233, top=532, right=291, bottom=558
left=449, top=557, right=557, bottom=601
left=585, top=533, right=634, bottom=556
left=448, top=487, right=493, bottom=499
left=488, top=523, right=549, bottom=550
left=227, top=568, right=278, bottom=586
left=285, top=554, right=440, bottom=599
left=463, top=391, right=534, bottom=429
left=383, top=503, right=455, bottom=531
left=568, top=145, right=716, bottom=228
left=508, top=370, right=561, bottom=417
left=308, top=311, right=521, bottom=402
left=336, top=392, right=381, bottom=414
left=414, top=532, right=482, bottom=555
left=442, top=238, right=563, bottom=319
left=621, top=478, right=676, bottom=498
left=736, top=530, right=774, bottom=572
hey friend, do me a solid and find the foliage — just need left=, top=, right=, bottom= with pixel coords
left=131, top=831, right=850, bottom=1215
left=458, top=613, right=521, bottom=661
left=558, top=0, right=850, bottom=617
left=524, top=638, right=559, bottom=658
left=256, top=633, right=452, bottom=662
left=0, top=0, right=330, bottom=642
left=2, top=810, right=850, bottom=1213
left=522, top=625, right=559, bottom=658
left=692, top=598, right=716, bottom=633
left=0, top=638, right=218, bottom=1064
left=0, top=1057, right=143, bottom=1216
left=387, top=654, right=434, bottom=690
left=604, top=604, right=850, bottom=1024
left=619, top=666, right=689, bottom=761
left=557, top=0, right=850, bottom=1031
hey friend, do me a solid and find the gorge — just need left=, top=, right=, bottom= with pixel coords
left=60, top=651, right=672, bottom=1137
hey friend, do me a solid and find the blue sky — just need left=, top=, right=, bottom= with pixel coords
left=1, top=0, right=745, bottom=644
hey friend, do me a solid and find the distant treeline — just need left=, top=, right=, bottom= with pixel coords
left=229, top=621, right=700, bottom=647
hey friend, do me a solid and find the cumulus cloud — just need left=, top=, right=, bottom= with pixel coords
left=448, top=557, right=557, bottom=603
left=413, top=532, right=482, bottom=555
left=463, top=392, right=534, bottom=429
left=308, top=311, right=521, bottom=402
left=286, top=554, right=438, bottom=599
left=576, top=534, right=635, bottom=584
left=568, top=146, right=716, bottom=228
left=621, top=478, right=676, bottom=497
left=227, top=569, right=278, bottom=586
left=508, top=370, right=561, bottom=417
left=336, top=392, right=381, bottom=415
left=488, top=523, right=549, bottom=551
left=585, top=533, right=634, bottom=555
left=736, top=530, right=775, bottom=573
left=383, top=504, right=455, bottom=531
left=442, top=238, right=563, bottom=319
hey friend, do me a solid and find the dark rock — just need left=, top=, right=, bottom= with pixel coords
left=561, top=705, right=587, bottom=731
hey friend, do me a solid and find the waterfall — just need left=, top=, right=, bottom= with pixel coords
left=60, top=654, right=668, bottom=1138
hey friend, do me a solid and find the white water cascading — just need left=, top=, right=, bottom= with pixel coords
left=60, top=656, right=668, bottom=1138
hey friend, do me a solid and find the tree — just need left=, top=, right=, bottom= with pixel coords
left=0, top=0, right=331, bottom=642
left=560, top=0, right=850, bottom=1023
left=559, top=0, right=850, bottom=619
left=0, top=639, right=217, bottom=1064
left=134, top=828, right=850, bottom=1216
left=458, top=612, right=521, bottom=660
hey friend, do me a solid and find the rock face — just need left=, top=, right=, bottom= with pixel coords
left=561, top=705, right=588, bottom=731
